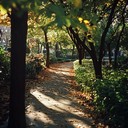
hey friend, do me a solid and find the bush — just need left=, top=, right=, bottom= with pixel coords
left=49, top=55, right=58, bottom=64
left=118, top=56, right=128, bottom=69
left=93, top=70, right=128, bottom=127
left=0, top=47, right=10, bottom=81
left=73, top=59, right=95, bottom=92
left=26, top=53, right=45, bottom=79
left=74, top=59, right=128, bottom=127
left=0, top=48, right=45, bottom=80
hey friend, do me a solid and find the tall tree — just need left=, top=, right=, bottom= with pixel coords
left=7, top=6, right=28, bottom=128
left=67, top=27, right=85, bottom=65
left=114, top=1, right=127, bottom=68
left=65, top=0, right=119, bottom=78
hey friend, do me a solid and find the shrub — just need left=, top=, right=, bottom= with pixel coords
left=0, top=47, right=10, bottom=81
left=73, top=59, right=95, bottom=92
left=74, top=59, right=128, bottom=127
left=93, top=70, right=128, bottom=127
left=49, top=55, right=58, bottom=64
left=0, top=48, right=45, bottom=80
left=26, top=53, right=45, bottom=79
left=118, top=56, right=128, bottom=69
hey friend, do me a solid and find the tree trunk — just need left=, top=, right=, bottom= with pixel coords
left=8, top=7, right=28, bottom=128
left=44, top=30, right=50, bottom=68
left=91, top=52, right=103, bottom=79
left=40, top=44, right=43, bottom=53
left=78, top=46, right=84, bottom=65
left=99, top=0, right=119, bottom=67
left=114, top=2, right=126, bottom=69
left=37, top=42, right=40, bottom=53
left=55, top=43, right=59, bottom=58
left=46, top=42, right=50, bottom=68
left=114, top=26, right=125, bottom=68
left=67, top=27, right=84, bottom=65
left=93, top=60, right=102, bottom=79
left=0, top=29, right=2, bottom=41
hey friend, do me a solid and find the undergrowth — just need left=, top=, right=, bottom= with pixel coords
left=73, top=59, right=128, bottom=128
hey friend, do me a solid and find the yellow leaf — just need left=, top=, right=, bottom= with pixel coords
left=78, top=17, right=83, bottom=23
left=84, top=20, right=90, bottom=25
left=0, top=5, right=7, bottom=15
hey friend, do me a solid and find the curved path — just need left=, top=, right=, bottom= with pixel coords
left=26, top=62, right=95, bottom=128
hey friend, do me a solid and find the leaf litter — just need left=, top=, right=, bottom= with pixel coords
left=0, top=62, right=106, bottom=128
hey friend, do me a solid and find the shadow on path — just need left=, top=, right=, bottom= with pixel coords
left=26, top=62, right=95, bottom=128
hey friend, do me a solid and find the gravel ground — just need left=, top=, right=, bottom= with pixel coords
left=26, top=62, right=95, bottom=128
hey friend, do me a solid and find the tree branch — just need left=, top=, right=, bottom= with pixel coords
left=99, top=0, right=119, bottom=62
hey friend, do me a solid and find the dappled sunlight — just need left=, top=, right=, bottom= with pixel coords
left=30, top=90, right=66, bottom=113
left=29, top=89, right=85, bottom=114
left=67, top=118, right=92, bottom=128
left=25, top=62, right=94, bottom=128
left=47, top=62, right=74, bottom=77
left=26, top=110, right=54, bottom=125
left=48, top=67, right=71, bottom=76
left=58, top=99, right=72, bottom=105
left=26, top=88, right=93, bottom=128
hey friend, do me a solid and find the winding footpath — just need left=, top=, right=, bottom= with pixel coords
left=26, top=62, right=95, bottom=128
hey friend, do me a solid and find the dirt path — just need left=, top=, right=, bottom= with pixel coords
left=26, top=62, right=95, bottom=128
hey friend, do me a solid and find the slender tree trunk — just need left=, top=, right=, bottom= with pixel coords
left=99, top=0, right=119, bottom=58
left=37, top=42, right=40, bottom=53
left=59, top=42, right=62, bottom=52
left=67, top=27, right=83, bottom=65
left=114, top=27, right=124, bottom=68
left=99, top=0, right=119, bottom=67
left=114, top=31, right=125, bottom=69
left=114, top=2, right=126, bottom=68
left=55, top=43, right=59, bottom=58
left=44, top=30, right=49, bottom=68
left=0, top=29, right=2, bottom=41
left=78, top=46, right=84, bottom=65
left=46, top=42, right=50, bottom=67
left=40, top=44, right=43, bottom=53
left=8, top=7, right=28, bottom=128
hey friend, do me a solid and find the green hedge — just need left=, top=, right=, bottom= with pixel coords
left=73, top=59, right=128, bottom=127
left=94, top=70, right=128, bottom=127
left=73, top=59, right=95, bottom=92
